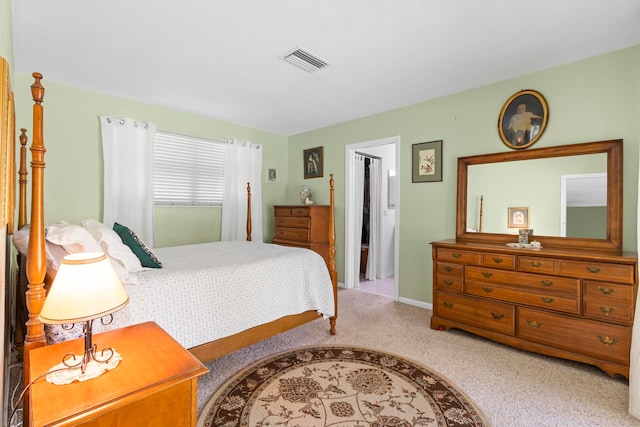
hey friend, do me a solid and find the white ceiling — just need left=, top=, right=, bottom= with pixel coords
left=11, top=1, right=640, bottom=136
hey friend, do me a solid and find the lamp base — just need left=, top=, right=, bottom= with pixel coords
left=46, top=350, right=122, bottom=385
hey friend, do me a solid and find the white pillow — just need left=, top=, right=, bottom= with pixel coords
left=46, top=222, right=138, bottom=285
left=12, top=226, right=70, bottom=276
left=81, top=219, right=146, bottom=273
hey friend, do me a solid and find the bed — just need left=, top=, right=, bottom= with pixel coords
left=13, top=72, right=338, bottom=376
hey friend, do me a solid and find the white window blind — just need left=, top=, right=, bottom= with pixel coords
left=153, top=131, right=225, bottom=206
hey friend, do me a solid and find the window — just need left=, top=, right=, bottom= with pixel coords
left=153, top=131, right=225, bottom=206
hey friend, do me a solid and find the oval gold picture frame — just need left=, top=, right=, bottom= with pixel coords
left=498, top=89, right=548, bottom=150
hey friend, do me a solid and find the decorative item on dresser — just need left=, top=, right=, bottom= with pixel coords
left=272, top=205, right=331, bottom=268
left=432, top=139, right=638, bottom=378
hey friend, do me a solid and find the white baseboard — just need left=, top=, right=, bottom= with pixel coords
left=397, top=296, right=432, bottom=311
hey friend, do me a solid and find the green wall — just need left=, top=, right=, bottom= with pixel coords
left=11, top=43, right=640, bottom=306
left=12, top=76, right=289, bottom=246
left=288, top=45, right=640, bottom=304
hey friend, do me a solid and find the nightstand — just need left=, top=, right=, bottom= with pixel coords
left=27, top=321, right=209, bottom=426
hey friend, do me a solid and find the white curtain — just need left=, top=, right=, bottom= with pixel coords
left=629, top=162, right=640, bottom=418
left=221, top=139, right=263, bottom=241
left=366, top=158, right=381, bottom=280
left=100, top=117, right=157, bottom=247
left=345, top=154, right=366, bottom=289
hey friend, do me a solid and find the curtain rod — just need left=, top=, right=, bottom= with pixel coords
left=355, top=151, right=382, bottom=160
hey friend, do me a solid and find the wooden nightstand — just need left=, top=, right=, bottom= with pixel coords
left=27, top=321, right=209, bottom=426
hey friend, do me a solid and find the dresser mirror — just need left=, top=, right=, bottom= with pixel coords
left=456, top=139, right=623, bottom=251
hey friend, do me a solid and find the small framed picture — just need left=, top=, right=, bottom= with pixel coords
left=303, top=146, right=323, bottom=179
left=498, top=89, right=548, bottom=150
left=412, top=140, right=443, bottom=183
left=508, top=207, right=529, bottom=228
left=267, top=167, right=278, bottom=183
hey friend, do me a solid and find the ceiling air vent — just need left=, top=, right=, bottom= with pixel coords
left=280, top=48, right=330, bottom=73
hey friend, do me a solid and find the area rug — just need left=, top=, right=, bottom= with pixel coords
left=198, top=346, right=492, bottom=427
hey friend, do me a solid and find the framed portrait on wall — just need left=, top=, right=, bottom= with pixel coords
left=498, top=89, right=548, bottom=150
left=303, top=146, right=323, bottom=179
left=267, top=167, right=278, bottom=183
left=412, top=140, right=443, bottom=183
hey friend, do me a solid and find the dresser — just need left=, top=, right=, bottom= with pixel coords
left=272, top=205, right=331, bottom=267
left=27, top=322, right=209, bottom=426
left=431, top=240, right=638, bottom=378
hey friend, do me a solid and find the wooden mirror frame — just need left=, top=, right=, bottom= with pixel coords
left=456, top=139, right=623, bottom=252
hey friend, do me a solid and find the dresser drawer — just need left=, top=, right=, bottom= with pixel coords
left=518, top=307, right=631, bottom=365
left=437, top=262, right=464, bottom=278
left=273, top=227, right=309, bottom=242
left=465, top=266, right=580, bottom=296
left=276, top=217, right=310, bottom=229
left=481, top=252, right=515, bottom=270
left=559, top=260, right=635, bottom=284
left=466, top=281, right=580, bottom=314
left=584, top=281, right=633, bottom=325
left=274, top=207, right=312, bottom=217
left=517, top=256, right=557, bottom=274
left=435, top=276, right=463, bottom=293
left=436, top=248, right=480, bottom=265
left=584, top=281, right=634, bottom=302
left=435, top=291, right=514, bottom=335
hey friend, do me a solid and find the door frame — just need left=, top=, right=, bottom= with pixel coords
left=344, top=136, right=400, bottom=299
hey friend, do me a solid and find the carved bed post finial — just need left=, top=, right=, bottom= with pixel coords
left=328, top=173, right=337, bottom=335
left=246, top=182, right=252, bottom=241
left=31, top=72, right=44, bottom=104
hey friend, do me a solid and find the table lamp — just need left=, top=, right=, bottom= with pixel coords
left=39, top=252, right=129, bottom=381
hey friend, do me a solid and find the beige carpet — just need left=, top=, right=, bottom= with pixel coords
left=198, top=289, right=637, bottom=427
left=198, top=345, right=492, bottom=427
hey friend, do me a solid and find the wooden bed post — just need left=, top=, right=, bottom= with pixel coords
left=329, top=173, right=337, bottom=335
left=18, top=128, right=28, bottom=229
left=246, top=182, right=252, bottom=241
left=24, top=73, right=47, bottom=351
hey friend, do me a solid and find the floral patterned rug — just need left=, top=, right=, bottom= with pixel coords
left=198, top=346, right=492, bottom=427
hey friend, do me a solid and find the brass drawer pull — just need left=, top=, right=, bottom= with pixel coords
left=598, top=286, right=615, bottom=295
left=444, top=280, right=453, bottom=286
left=490, top=312, right=504, bottom=320
left=540, top=280, right=554, bottom=287
left=492, top=257, right=503, bottom=264
left=527, top=320, right=542, bottom=329
left=452, top=253, right=462, bottom=259
left=586, top=266, right=601, bottom=274
left=599, top=336, right=617, bottom=346
left=599, top=306, right=615, bottom=316
left=443, top=301, right=453, bottom=309
left=530, top=261, right=543, bottom=268
left=541, top=296, right=554, bottom=304
left=482, top=272, right=493, bottom=278
left=482, top=286, right=493, bottom=293
left=444, top=266, right=453, bottom=273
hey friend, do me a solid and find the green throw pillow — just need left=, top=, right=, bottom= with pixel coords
left=113, top=222, right=162, bottom=268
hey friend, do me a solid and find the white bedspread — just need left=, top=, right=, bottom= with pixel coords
left=95, top=241, right=335, bottom=349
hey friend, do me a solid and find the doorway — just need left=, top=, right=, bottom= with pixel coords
left=344, top=136, right=399, bottom=299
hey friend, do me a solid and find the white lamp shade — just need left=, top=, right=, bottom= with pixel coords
left=39, top=252, right=130, bottom=324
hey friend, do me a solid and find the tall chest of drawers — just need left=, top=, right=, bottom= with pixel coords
left=272, top=205, right=331, bottom=267
left=431, top=239, right=638, bottom=377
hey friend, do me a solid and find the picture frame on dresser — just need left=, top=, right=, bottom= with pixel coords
left=507, top=207, right=529, bottom=228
